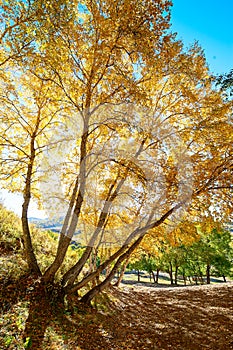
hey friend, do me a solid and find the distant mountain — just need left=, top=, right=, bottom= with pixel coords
left=29, top=216, right=81, bottom=238
left=28, top=217, right=46, bottom=222
left=29, top=216, right=63, bottom=232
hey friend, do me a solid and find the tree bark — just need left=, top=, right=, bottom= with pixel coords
left=62, top=174, right=127, bottom=287
left=21, top=130, right=41, bottom=276
left=80, top=235, right=144, bottom=304
left=152, top=271, right=156, bottom=284
left=21, top=210, right=41, bottom=277
left=206, top=264, right=211, bottom=284
left=66, top=205, right=181, bottom=295
left=182, top=273, right=187, bottom=286
left=149, top=272, right=152, bottom=282
left=114, top=255, right=130, bottom=287
left=169, top=262, right=174, bottom=285
left=174, top=265, right=179, bottom=285
left=43, top=128, right=89, bottom=282
left=156, top=268, right=160, bottom=283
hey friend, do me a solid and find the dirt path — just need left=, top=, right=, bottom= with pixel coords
left=67, top=282, right=233, bottom=350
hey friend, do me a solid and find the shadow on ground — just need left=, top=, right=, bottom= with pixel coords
left=1, top=281, right=233, bottom=349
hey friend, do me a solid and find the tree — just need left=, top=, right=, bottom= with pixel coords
left=195, top=224, right=233, bottom=283
left=165, top=220, right=233, bottom=284
left=0, top=71, right=67, bottom=274
left=0, top=0, right=233, bottom=345
left=216, top=69, right=233, bottom=100
left=136, top=219, right=233, bottom=285
left=128, top=257, right=145, bottom=283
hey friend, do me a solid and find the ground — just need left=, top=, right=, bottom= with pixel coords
left=99, top=282, right=233, bottom=350
left=1, top=281, right=233, bottom=349
left=65, top=282, right=233, bottom=350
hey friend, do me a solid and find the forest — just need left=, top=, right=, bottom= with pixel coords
left=0, top=0, right=232, bottom=348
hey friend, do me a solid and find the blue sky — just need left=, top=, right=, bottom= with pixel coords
left=1, top=0, right=233, bottom=219
left=171, top=0, right=233, bottom=74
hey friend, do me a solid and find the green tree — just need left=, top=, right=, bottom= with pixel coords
left=197, top=227, right=233, bottom=283
left=174, top=223, right=233, bottom=284
left=148, top=220, right=233, bottom=285
left=216, top=69, right=233, bottom=99
left=128, top=258, right=145, bottom=283
left=140, top=254, right=158, bottom=283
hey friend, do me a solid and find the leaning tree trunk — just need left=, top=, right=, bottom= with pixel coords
left=67, top=206, right=180, bottom=300
left=152, top=271, right=156, bottom=284
left=80, top=236, right=144, bottom=305
left=43, top=127, right=89, bottom=283
left=114, top=255, right=130, bottom=287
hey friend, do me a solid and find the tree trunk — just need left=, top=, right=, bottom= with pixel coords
left=61, top=178, right=127, bottom=287
left=61, top=246, right=93, bottom=286
left=169, top=262, right=174, bottom=285
left=21, top=212, right=41, bottom=276
left=222, top=275, right=227, bottom=282
left=200, top=272, right=204, bottom=285
left=43, top=186, right=86, bottom=283
left=43, top=235, right=72, bottom=282
left=152, top=271, right=156, bottom=284
left=66, top=207, right=180, bottom=296
left=182, top=273, right=187, bottom=286
left=174, top=265, right=179, bottom=285
left=80, top=235, right=144, bottom=305
left=206, top=264, right=211, bottom=284
left=156, top=269, right=160, bottom=283
left=137, top=270, right=140, bottom=282
left=65, top=243, right=132, bottom=294
left=114, top=255, right=130, bottom=287
left=21, top=137, right=41, bottom=277
left=43, top=128, right=89, bottom=283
